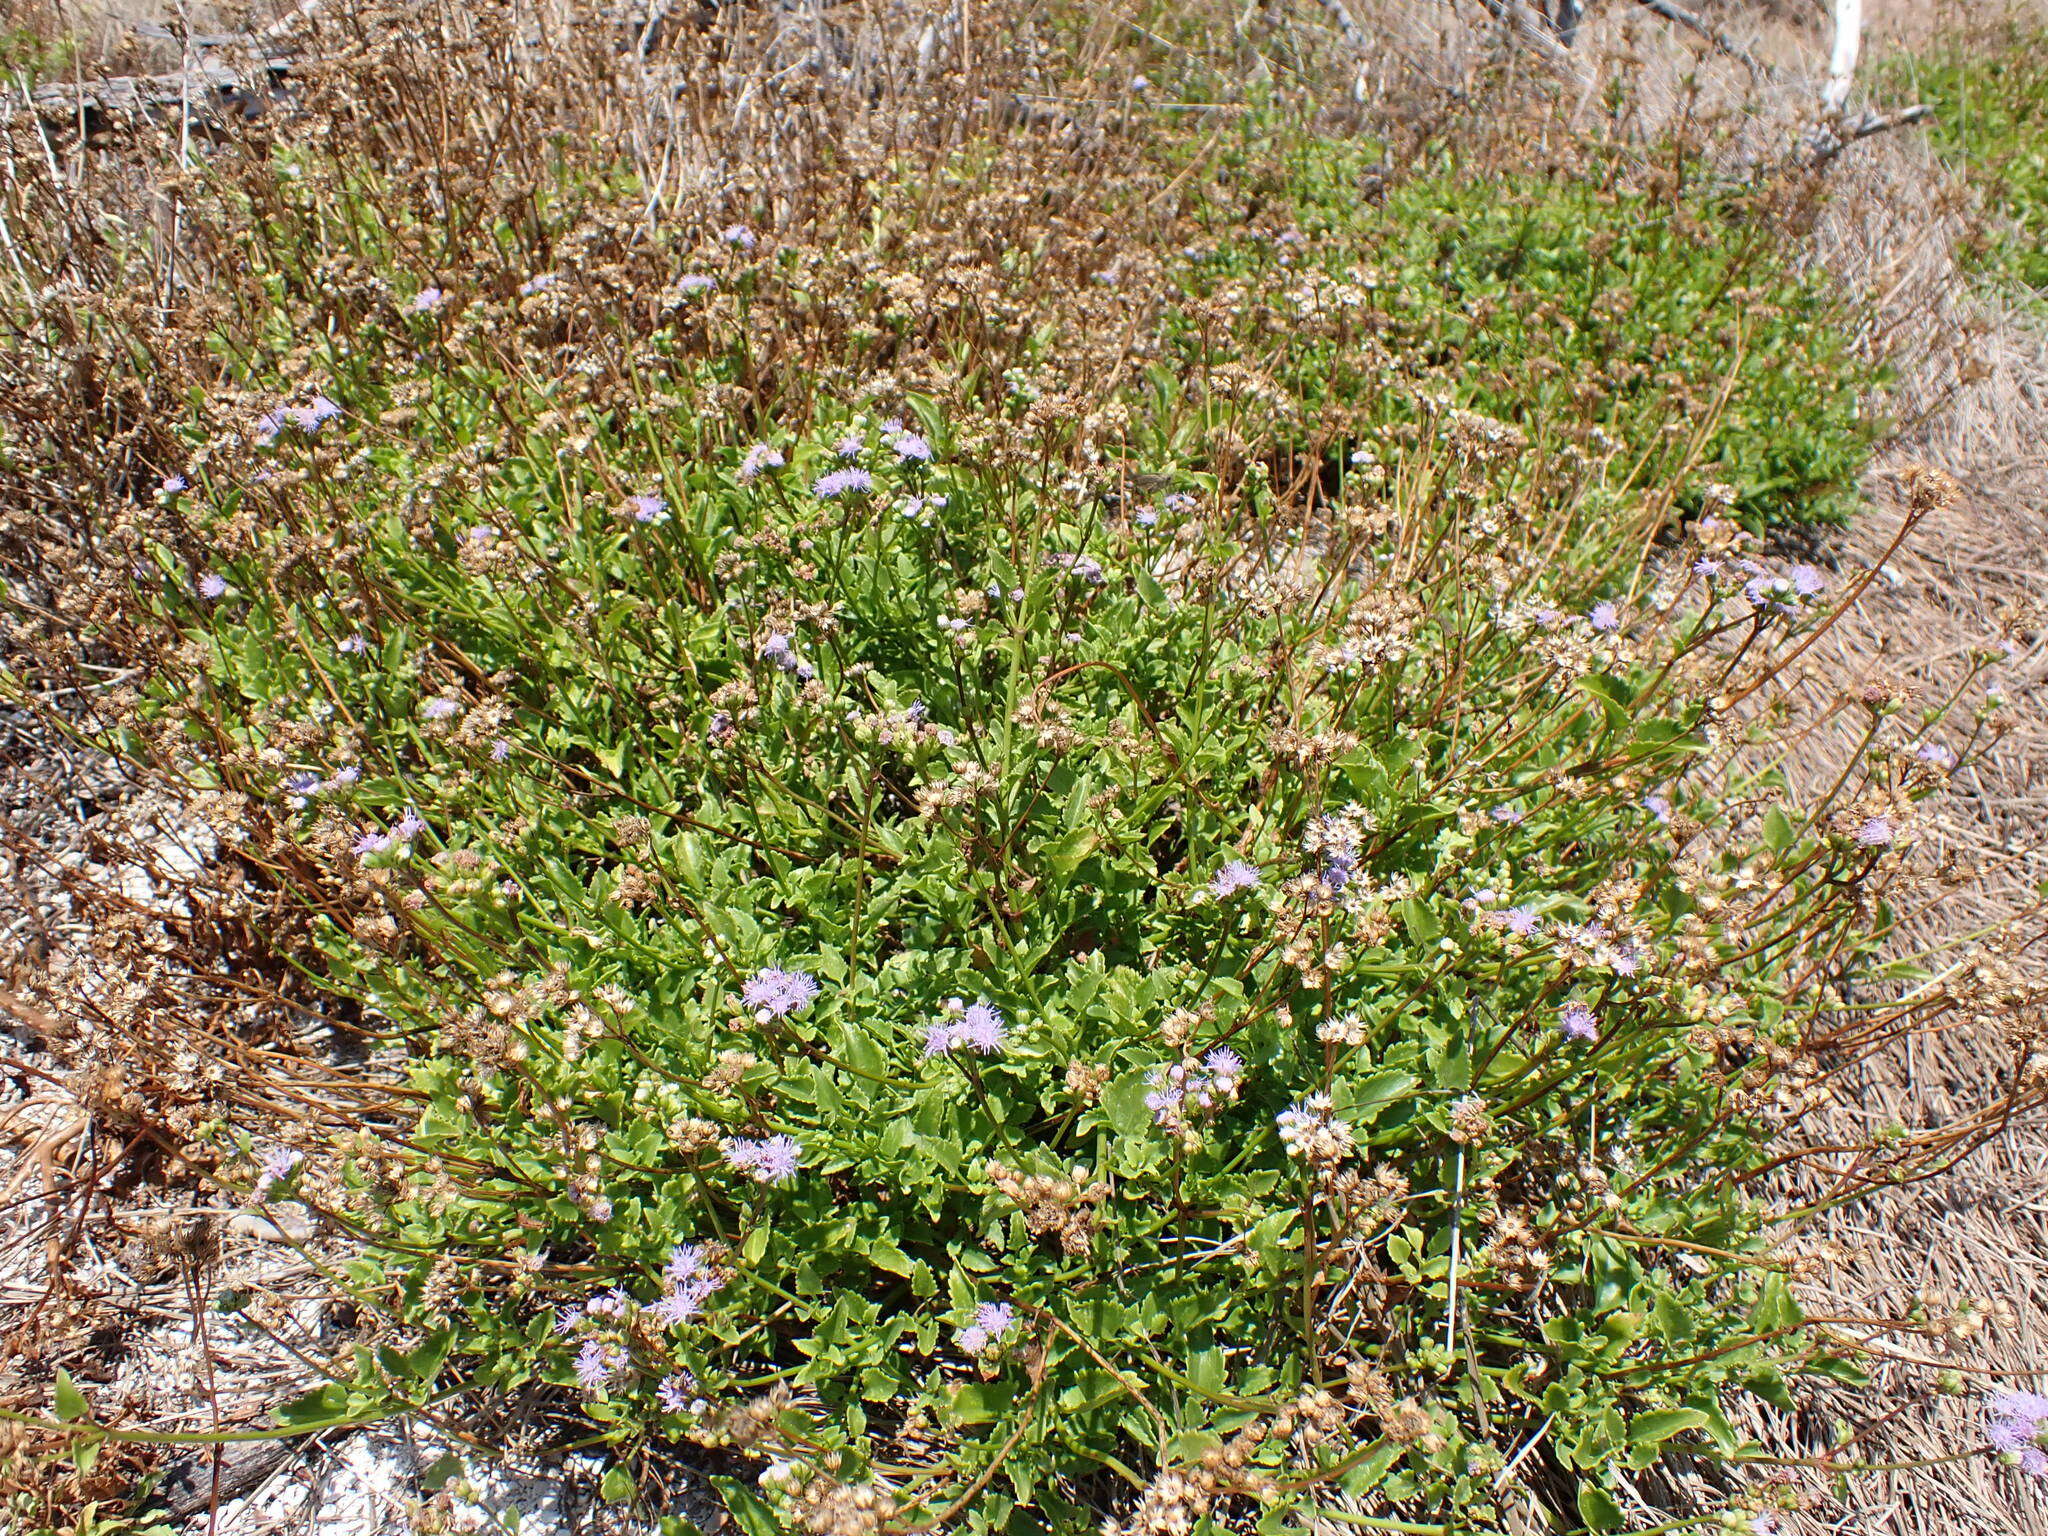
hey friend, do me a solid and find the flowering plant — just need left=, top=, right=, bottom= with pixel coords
left=116, top=312, right=2004, bottom=1530
left=2, top=34, right=2018, bottom=1527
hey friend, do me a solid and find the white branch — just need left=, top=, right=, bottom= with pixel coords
left=1824, top=0, right=1862, bottom=111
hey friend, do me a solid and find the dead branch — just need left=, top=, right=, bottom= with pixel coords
left=1623, top=0, right=1767, bottom=75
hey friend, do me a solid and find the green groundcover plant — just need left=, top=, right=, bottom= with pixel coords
left=1885, top=23, right=2048, bottom=294
left=95, top=227, right=1981, bottom=1532
left=1178, top=141, right=1883, bottom=532
left=0, top=13, right=1998, bottom=1522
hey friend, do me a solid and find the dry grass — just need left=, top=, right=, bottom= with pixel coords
left=1665, top=3, right=2048, bottom=1529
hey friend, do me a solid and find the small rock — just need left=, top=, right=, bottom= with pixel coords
left=228, top=1211, right=313, bottom=1243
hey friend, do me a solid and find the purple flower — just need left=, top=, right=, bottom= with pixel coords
left=1644, top=792, right=1673, bottom=823
left=585, top=1286, right=632, bottom=1320
left=657, top=1372, right=699, bottom=1413
left=421, top=696, right=462, bottom=720
left=254, top=1146, right=301, bottom=1197
left=1502, top=904, right=1541, bottom=938
left=892, top=433, right=933, bottom=463
left=253, top=410, right=284, bottom=444
left=1046, top=551, right=1105, bottom=585
left=286, top=395, right=342, bottom=433
left=1556, top=919, right=1603, bottom=949
left=1489, top=805, right=1524, bottom=825
left=1321, top=849, right=1357, bottom=893
left=708, top=711, right=734, bottom=744
left=1791, top=564, right=1826, bottom=597
left=197, top=572, right=228, bottom=600
left=491, top=738, right=512, bottom=762
left=1202, top=1048, right=1244, bottom=1094
left=1693, top=557, right=1723, bottom=578
left=519, top=272, right=557, bottom=296
left=1915, top=742, right=1956, bottom=770
left=813, top=467, right=874, bottom=499
left=1558, top=1003, right=1600, bottom=1043
left=741, top=967, right=819, bottom=1022
left=574, top=1339, right=626, bottom=1394
left=354, top=830, right=395, bottom=856
left=161, top=473, right=188, bottom=494
left=958, top=1002, right=1006, bottom=1054
left=655, top=1277, right=729, bottom=1335
left=759, top=633, right=801, bottom=673
left=834, top=432, right=865, bottom=459
left=392, top=807, right=427, bottom=842
left=1987, top=1390, right=2048, bottom=1477
left=1144, top=1051, right=1246, bottom=1126
left=1588, top=602, right=1621, bottom=634
left=721, top=224, right=756, bottom=250
left=739, top=443, right=784, bottom=482
left=283, top=771, right=322, bottom=801
left=327, top=765, right=361, bottom=789
left=630, top=493, right=667, bottom=523
left=723, top=1133, right=801, bottom=1185
left=664, top=1242, right=711, bottom=1286
left=1856, top=816, right=1895, bottom=848
left=337, top=634, right=369, bottom=655
left=676, top=274, right=715, bottom=296
left=410, top=286, right=447, bottom=312
left=1209, top=860, right=1260, bottom=898
left=925, top=1000, right=1007, bottom=1057
left=957, top=1300, right=1016, bottom=1355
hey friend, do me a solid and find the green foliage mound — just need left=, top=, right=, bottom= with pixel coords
left=128, top=271, right=1940, bottom=1531
left=1177, top=143, right=1884, bottom=530
left=0, top=25, right=1955, bottom=1523
left=1887, top=24, right=2048, bottom=293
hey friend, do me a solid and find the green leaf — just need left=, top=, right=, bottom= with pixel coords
left=600, top=1464, right=636, bottom=1504
left=867, top=1239, right=915, bottom=1278
left=1040, top=826, right=1100, bottom=877
left=1650, top=1293, right=1696, bottom=1346
left=1627, top=1408, right=1707, bottom=1449
left=1579, top=674, right=1633, bottom=733
left=273, top=1382, right=352, bottom=1429
left=410, top=1327, right=453, bottom=1381
left=53, top=1370, right=91, bottom=1424
left=950, top=1379, right=1018, bottom=1425
left=1745, top=1368, right=1797, bottom=1412
left=712, top=1478, right=782, bottom=1536
left=1575, top=1482, right=1625, bottom=1532
left=1334, top=1069, right=1418, bottom=1122
left=1804, top=1353, right=1870, bottom=1388
left=1401, top=897, right=1440, bottom=945
left=1761, top=806, right=1794, bottom=853
left=1749, top=1272, right=1804, bottom=1333
left=1101, top=1071, right=1157, bottom=1138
